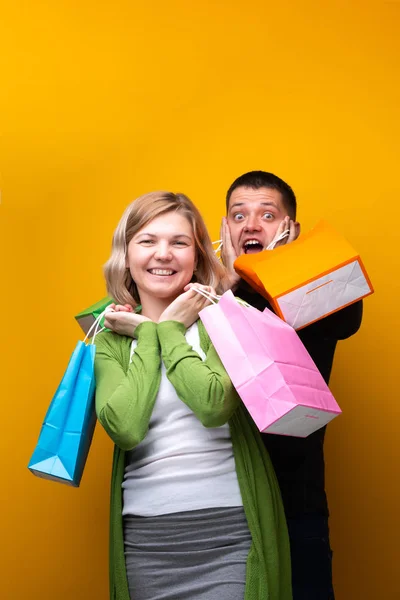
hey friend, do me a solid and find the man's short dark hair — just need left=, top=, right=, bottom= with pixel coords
left=226, top=170, right=297, bottom=219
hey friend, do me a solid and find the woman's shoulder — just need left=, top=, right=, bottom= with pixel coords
left=93, top=330, right=133, bottom=354
left=93, top=331, right=134, bottom=372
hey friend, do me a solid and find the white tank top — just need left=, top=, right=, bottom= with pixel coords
left=122, top=322, right=243, bottom=517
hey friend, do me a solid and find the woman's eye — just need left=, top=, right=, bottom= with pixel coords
left=174, top=241, right=187, bottom=246
left=234, top=213, right=245, bottom=221
left=140, top=239, right=154, bottom=245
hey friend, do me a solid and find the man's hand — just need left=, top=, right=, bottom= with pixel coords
left=104, top=304, right=151, bottom=337
left=220, top=217, right=241, bottom=289
left=158, top=284, right=215, bottom=329
left=269, top=216, right=300, bottom=249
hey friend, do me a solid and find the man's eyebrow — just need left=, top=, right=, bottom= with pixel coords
left=230, top=202, right=277, bottom=210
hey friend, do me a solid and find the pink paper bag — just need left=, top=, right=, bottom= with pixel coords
left=199, top=290, right=341, bottom=437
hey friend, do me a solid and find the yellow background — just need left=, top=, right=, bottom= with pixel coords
left=1, top=1, right=399, bottom=598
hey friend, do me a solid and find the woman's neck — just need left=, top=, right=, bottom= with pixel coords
left=139, top=293, right=174, bottom=322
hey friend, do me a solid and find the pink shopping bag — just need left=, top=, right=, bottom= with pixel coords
left=199, top=290, right=341, bottom=437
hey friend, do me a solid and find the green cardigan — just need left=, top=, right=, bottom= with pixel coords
left=94, top=320, right=292, bottom=600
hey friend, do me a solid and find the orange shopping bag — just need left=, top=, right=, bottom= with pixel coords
left=234, top=220, right=374, bottom=330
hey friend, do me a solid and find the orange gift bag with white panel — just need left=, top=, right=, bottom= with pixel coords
left=234, top=220, right=373, bottom=330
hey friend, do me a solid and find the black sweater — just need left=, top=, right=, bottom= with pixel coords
left=236, top=283, right=363, bottom=518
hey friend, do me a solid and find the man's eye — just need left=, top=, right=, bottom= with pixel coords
left=262, top=213, right=274, bottom=220
left=234, top=213, right=245, bottom=221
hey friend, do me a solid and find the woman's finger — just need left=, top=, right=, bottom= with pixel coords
left=115, top=304, right=129, bottom=312
left=187, top=285, right=211, bottom=307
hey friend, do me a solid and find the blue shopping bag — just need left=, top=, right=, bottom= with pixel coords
left=28, top=309, right=110, bottom=486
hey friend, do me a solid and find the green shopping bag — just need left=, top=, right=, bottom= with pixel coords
left=75, top=298, right=142, bottom=335
left=75, top=297, right=113, bottom=335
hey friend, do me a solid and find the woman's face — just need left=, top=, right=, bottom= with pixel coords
left=127, top=211, right=196, bottom=304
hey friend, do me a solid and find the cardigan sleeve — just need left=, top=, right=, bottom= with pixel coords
left=157, top=320, right=240, bottom=428
left=94, top=322, right=161, bottom=451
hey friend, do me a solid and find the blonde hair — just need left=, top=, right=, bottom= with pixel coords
left=104, top=191, right=230, bottom=306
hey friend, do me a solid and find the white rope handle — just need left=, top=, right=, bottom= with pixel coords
left=191, top=286, right=251, bottom=309
left=212, top=239, right=223, bottom=255
left=235, top=297, right=251, bottom=308
left=191, top=286, right=220, bottom=305
left=266, top=229, right=290, bottom=251
left=83, top=305, right=115, bottom=345
left=91, top=315, right=107, bottom=344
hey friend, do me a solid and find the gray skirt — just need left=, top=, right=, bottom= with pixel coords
left=123, top=506, right=252, bottom=600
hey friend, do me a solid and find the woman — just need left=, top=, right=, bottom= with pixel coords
left=94, top=191, right=291, bottom=600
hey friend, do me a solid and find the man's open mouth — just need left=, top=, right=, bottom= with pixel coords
left=147, top=269, right=177, bottom=276
left=242, top=240, right=264, bottom=254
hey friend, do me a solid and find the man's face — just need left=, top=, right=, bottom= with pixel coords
left=227, top=186, right=289, bottom=256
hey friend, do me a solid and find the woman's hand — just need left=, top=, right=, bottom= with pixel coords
left=111, top=303, right=134, bottom=313
left=104, top=304, right=151, bottom=337
left=158, top=284, right=215, bottom=329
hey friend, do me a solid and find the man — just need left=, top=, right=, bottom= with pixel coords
left=221, top=171, right=363, bottom=600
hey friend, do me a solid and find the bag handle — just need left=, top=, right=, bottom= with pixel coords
left=212, top=239, right=223, bottom=255
left=266, top=229, right=290, bottom=250
left=213, top=230, right=289, bottom=254
left=191, top=286, right=220, bottom=304
left=83, top=305, right=115, bottom=345
left=191, top=287, right=251, bottom=308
